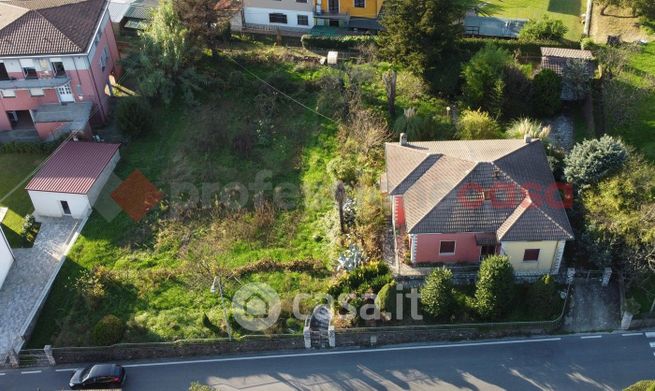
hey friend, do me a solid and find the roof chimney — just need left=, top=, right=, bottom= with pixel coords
left=400, top=133, right=408, bottom=146
left=524, top=135, right=532, bottom=144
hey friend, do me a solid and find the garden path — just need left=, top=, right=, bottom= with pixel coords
left=0, top=217, right=80, bottom=365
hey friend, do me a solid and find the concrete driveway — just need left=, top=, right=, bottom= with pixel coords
left=0, top=217, right=81, bottom=363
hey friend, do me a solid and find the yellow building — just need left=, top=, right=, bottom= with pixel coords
left=315, top=0, right=383, bottom=30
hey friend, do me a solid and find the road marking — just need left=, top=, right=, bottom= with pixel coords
left=55, top=368, right=77, bottom=372
left=20, top=370, right=42, bottom=374
left=123, top=337, right=562, bottom=369
left=0, top=373, right=5, bottom=376
left=650, top=342, right=655, bottom=348
left=646, top=332, right=655, bottom=338
left=621, top=332, right=643, bottom=337
left=581, top=335, right=602, bottom=339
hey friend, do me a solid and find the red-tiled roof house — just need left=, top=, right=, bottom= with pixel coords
left=25, top=141, right=120, bottom=219
left=382, top=135, right=574, bottom=276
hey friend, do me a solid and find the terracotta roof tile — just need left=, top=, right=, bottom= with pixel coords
left=0, top=0, right=106, bottom=56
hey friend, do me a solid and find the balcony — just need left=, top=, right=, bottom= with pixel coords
left=0, top=76, right=71, bottom=90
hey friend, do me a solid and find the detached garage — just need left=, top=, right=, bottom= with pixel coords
left=25, top=141, right=121, bottom=219
left=0, top=227, right=14, bottom=289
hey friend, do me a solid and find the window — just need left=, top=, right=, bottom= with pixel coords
left=523, top=249, right=540, bottom=261
left=296, top=0, right=307, bottom=2
left=19, top=59, right=37, bottom=79
left=269, top=13, right=287, bottom=24
left=30, top=88, right=44, bottom=96
left=1, top=89, right=15, bottom=98
left=439, top=241, right=456, bottom=255
left=0, top=63, right=9, bottom=80
left=297, top=15, right=309, bottom=26
left=51, top=61, right=65, bottom=77
left=354, top=0, right=365, bottom=7
left=483, top=190, right=492, bottom=201
left=100, top=47, right=110, bottom=72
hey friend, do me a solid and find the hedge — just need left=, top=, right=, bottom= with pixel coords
left=457, top=38, right=576, bottom=59
left=300, top=34, right=377, bottom=50
left=0, top=137, right=66, bottom=154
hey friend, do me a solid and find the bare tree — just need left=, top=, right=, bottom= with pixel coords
left=383, top=69, right=397, bottom=118
left=334, top=180, right=346, bottom=234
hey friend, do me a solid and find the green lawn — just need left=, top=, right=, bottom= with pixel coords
left=484, top=0, right=585, bottom=41
left=608, top=42, right=655, bottom=160
left=0, top=153, right=45, bottom=247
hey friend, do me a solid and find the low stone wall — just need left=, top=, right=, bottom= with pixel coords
left=50, top=335, right=305, bottom=364
left=629, top=317, right=655, bottom=330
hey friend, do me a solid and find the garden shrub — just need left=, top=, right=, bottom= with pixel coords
left=20, top=214, right=39, bottom=245
left=518, top=15, right=568, bottom=42
left=189, top=382, right=213, bottom=391
left=457, top=109, right=503, bottom=140
left=461, top=44, right=513, bottom=116
left=375, top=280, right=397, bottom=318
left=624, top=380, right=655, bottom=391
left=475, top=255, right=514, bottom=319
left=393, top=108, right=441, bottom=140
left=328, top=261, right=391, bottom=296
left=300, top=34, right=377, bottom=50
left=531, top=69, right=562, bottom=117
left=116, top=96, right=154, bottom=137
left=527, top=275, right=560, bottom=318
left=326, top=156, right=359, bottom=184
left=564, top=135, right=628, bottom=187
left=420, top=267, right=454, bottom=320
left=92, top=315, right=125, bottom=346
left=0, top=137, right=65, bottom=154
left=501, top=65, right=533, bottom=120
left=507, top=117, right=551, bottom=139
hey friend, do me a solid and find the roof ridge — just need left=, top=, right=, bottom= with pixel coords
left=407, top=160, right=478, bottom=233
left=491, top=139, right=537, bottom=163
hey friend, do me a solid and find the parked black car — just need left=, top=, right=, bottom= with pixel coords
left=69, top=363, right=126, bottom=389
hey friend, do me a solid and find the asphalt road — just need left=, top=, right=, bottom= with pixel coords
left=2, top=331, right=654, bottom=391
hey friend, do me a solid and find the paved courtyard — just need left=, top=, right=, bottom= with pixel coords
left=0, top=217, right=80, bottom=363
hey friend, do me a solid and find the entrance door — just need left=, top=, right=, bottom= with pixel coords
left=56, top=83, right=74, bottom=103
left=480, top=245, right=496, bottom=260
left=328, top=0, right=338, bottom=13
left=60, top=200, right=71, bottom=215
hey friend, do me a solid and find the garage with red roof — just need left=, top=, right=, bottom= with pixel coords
left=25, top=141, right=120, bottom=219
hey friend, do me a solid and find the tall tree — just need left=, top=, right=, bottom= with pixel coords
left=379, top=0, right=476, bottom=87
left=174, top=0, right=222, bottom=55
left=461, top=44, right=513, bottom=116
left=126, top=0, right=205, bottom=105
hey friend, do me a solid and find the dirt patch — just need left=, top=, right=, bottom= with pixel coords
left=590, top=5, right=653, bottom=43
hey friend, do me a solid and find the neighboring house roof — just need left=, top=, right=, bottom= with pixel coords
left=540, top=47, right=593, bottom=60
left=0, top=0, right=107, bottom=56
left=384, top=138, right=574, bottom=241
left=25, top=141, right=120, bottom=194
left=540, top=46, right=595, bottom=77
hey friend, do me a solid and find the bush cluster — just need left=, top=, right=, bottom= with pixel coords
left=328, top=261, right=391, bottom=296
left=0, top=137, right=65, bottom=154
left=116, top=96, right=155, bottom=137
left=301, top=35, right=377, bottom=50
left=92, top=315, right=125, bottom=346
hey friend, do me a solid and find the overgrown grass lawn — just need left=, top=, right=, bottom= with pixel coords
left=609, top=42, right=655, bottom=159
left=484, top=0, right=585, bottom=41
left=29, top=45, right=344, bottom=347
left=0, top=153, right=45, bottom=247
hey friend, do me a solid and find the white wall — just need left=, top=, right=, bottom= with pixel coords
left=87, top=151, right=120, bottom=206
left=28, top=191, right=92, bottom=219
left=499, top=240, right=559, bottom=274
left=0, top=227, right=14, bottom=289
left=244, top=7, right=315, bottom=28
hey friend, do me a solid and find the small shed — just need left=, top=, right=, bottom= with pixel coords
left=0, top=226, right=14, bottom=289
left=25, top=141, right=121, bottom=219
left=540, top=47, right=595, bottom=75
